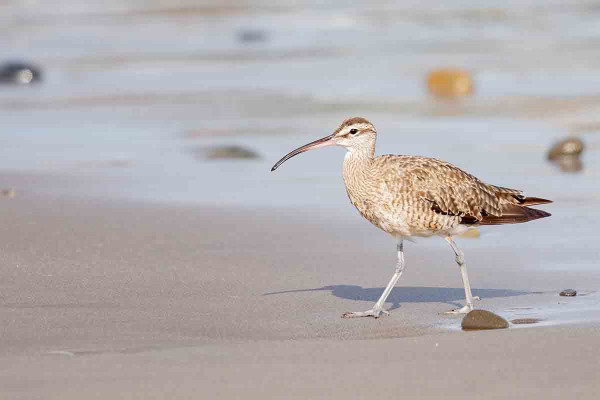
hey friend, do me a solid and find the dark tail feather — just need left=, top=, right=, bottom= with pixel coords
left=478, top=205, right=552, bottom=226
left=514, top=196, right=553, bottom=206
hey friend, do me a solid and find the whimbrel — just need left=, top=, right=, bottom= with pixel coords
left=271, top=117, right=552, bottom=318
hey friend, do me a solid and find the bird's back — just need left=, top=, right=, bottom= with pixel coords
left=364, top=155, right=551, bottom=236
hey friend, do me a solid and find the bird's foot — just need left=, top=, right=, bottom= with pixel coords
left=442, top=304, right=474, bottom=315
left=342, top=307, right=390, bottom=319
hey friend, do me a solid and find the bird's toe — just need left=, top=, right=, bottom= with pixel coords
left=342, top=308, right=389, bottom=319
left=441, top=304, right=473, bottom=315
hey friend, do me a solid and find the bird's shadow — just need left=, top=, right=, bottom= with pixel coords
left=264, top=285, right=532, bottom=310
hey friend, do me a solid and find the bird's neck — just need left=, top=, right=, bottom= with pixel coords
left=342, top=146, right=375, bottom=199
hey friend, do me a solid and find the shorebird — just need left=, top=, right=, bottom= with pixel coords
left=271, top=117, right=552, bottom=318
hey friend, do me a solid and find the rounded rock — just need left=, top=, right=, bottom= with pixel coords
left=547, top=137, right=584, bottom=160
left=461, top=309, right=509, bottom=330
left=237, top=29, right=267, bottom=44
left=559, top=289, right=577, bottom=297
left=0, top=62, right=42, bottom=85
left=426, top=68, right=474, bottom=98
left=202, top=145, right=260, bottom=160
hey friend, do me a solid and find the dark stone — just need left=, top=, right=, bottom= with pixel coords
left=0, top=62, right=42, bottom=84
left=237, top=29, right=267, bottom=44
left=196, top=145, right=260, bottom=160
left=461, top=309, right=509, bottom=330
left=560, top=289, right=577, bottom=297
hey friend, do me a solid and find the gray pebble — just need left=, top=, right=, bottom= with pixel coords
left=195, top=145, right=260, bottom=160
left=237, top=29, right=267, bottom=44
left=0, top=62, right=42, bottom=84
left=559, top=289, right=577, bottom=297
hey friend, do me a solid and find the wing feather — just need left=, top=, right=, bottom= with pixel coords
left=374, top=155, right=551, bottom=225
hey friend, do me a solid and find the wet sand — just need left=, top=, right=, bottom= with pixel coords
left=1, top=182, right=599, bottom=398
left=4, top=325, right=600, bottom=399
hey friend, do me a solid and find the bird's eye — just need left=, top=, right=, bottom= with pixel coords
left=349, top=129, right=358, bottom=135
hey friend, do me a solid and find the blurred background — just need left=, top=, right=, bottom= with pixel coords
left=3, top=4, right=600, bottom=394
left=1, top=0, right=598, bottom=210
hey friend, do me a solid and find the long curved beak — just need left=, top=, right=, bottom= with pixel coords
left=271, top=133, right=336, bottom=171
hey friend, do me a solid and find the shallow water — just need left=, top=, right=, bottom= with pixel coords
left=1, top=1, right=599, bottom=197
left=440, top=290, right=600, bottom=332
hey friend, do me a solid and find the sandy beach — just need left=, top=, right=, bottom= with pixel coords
left=0, top=180, right=599, bottom=398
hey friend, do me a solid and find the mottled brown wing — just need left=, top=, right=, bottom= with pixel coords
left=375, top=155, right=551, bottom=224
left=391, top=156, right=507, bottom=220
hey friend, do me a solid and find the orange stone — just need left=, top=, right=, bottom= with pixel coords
left=426, top=68, right=474, bottom=98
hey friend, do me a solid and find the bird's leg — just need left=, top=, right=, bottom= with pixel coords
left=443, top=236, right=479, bottom=314
left=343, top=241, right=405, bottom=319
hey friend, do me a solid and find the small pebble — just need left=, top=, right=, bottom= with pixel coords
left=237, top=29, right=268, bottom=44
left=461, top=309, right=509, bottom=330
left=195, top=145, right=260, bottom=160
left=559, top=289, right=577, bottom=297
left=547, top=137, right=584, bottom=160
left=426, top=68, right=474, bottom=98
left=0, top=62, right=42, bottom=84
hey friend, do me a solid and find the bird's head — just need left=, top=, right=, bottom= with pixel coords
left=271, top=117, right=376, bottom=171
